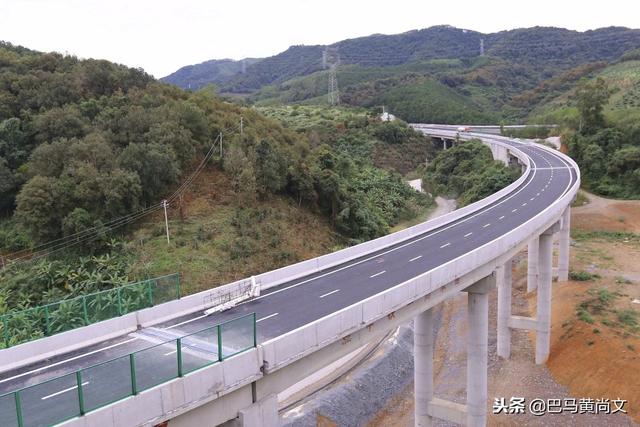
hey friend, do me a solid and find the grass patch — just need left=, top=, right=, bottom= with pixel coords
left=577, top=306, right=595, bottom=324
left=571, top=191, right=590, bottom=207
left=615, top=276, right=633, bottom=285
left=569, top=270, right=601, bottom=281
left=571, top=230, right=640, bottom=243
left=617, top=309, right=639, bottom=328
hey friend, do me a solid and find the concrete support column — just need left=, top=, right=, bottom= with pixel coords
left=414, top=309, right=434, bottom=427
left=558, top=208, right=571, bottom=282
left=535, top=229, right=555, bottom=364
left=442, top=139, right=447, bottom=150
left=497, top=260, right=512, bottom=359
left=238, top=394, right=278, bottom=427
left=527, top=236, right=539, bottom=292
left=465, top=274, right=493, bottom=427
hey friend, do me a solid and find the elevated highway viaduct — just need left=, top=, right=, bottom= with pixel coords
left=0, top=125, right=578, bottom=427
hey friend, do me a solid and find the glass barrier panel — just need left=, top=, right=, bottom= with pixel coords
left=180, top=326, right=219, bottom=374
left=119, top=281, right=152, bottom=315
left=152, top=273, right=180, bottom=305
left=19, top=372, right=80, bottom=427
left=5, top=307, right=46, bottom=347
left=133, top=340, right=179, bottom=392
left=0, top=392, right=19, bottom=427
left=47, top=298, right=87, bottom=335
left=84, top=289, right=121, bottom=323
left=80, top=354, right=133, bottom=412
left=219, top=314, right=255, bottom=359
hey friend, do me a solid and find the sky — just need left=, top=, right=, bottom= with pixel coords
left=1, top=0, right=639, bottom=78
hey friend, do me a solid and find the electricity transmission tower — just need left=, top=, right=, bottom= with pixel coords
left=324, top=47, right=340, bottom=106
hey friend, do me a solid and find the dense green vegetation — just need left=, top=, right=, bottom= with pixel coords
left=164, top=26, right=640, bottom=126
left=563, top=78, right=640, bottom=198
left=0, top=43, right=432, bottom=315
left=422, top=140, right=520, bottom=206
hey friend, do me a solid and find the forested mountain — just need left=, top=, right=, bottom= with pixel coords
left=0, top=41, right=441, bottom=313
left=163, top=25, right=640, bottom=107
left=162, top=57, right=262, bottom=90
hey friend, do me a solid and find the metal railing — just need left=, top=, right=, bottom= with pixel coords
left=0, top=313, right=256, bottom=427
left=0, top=273, right=181, bottom=349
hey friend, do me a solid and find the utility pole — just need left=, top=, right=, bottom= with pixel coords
left=219, top=132, right=223, bottom=157
left=240, top=116, right=244, bottom=137
left=163, top=200, right=170, bottom=245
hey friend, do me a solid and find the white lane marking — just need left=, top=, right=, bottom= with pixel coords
left=257, top=313, right=279, bottom=323
left=42, top=382, right=89, bottom=400
left=464, top=232, right=473, bottom=237
left=512, top=208, right=518, bottom=212
left=537, top=193, right=540, bottom=196
left=370, top=270, right=386, bottom=278
left=163, top=350, right=177, bottom=356
left=440, top=243, right=451, bottom=248
left=248, top=158, right=541, bottom=304
left=166, top=313, right=208, bottom=330
left=530, top=197, right=535, bottom=201
left=483, top=223, right=491, bottom=228
left=0, top=338, right=139, bottom=385
left=522, top=203, right=527, bottom=206
left=319, top=289, right=340, bottom=298
left=409, top=255, right=423, bottom=262
left=499, top=216, right=505, bottom=220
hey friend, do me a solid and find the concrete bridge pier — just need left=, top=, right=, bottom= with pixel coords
left=414, top=273, right=495, bottom=427
left=496, top=259, right=513, bottom=359
left=557, top=207, right=571, bottom=282
left=535, top=224, right=559, bottom=364
left=527, top=237, right=539, bottom=292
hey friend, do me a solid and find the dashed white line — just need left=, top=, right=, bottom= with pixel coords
left=522, top=203, right=527, bottom=206
left=319, top=289, right=340, bottom=298
left=499, top=215, right=505, bottom=220
left=370, top=270, right=386, bottom=278
left=440, top=243, right=451, bottom=248
left=512, top=208, right=518, bottom=213
left=163, top=349, right=177, bottom=356
left=42, top=382, right=90, bottom=400
left=464, top=232, right=473, bottom=237
left=409, top=255, right=423, bottom=262
left=530, top=197, right=535, bottom=201
left=483, top=223, right=491, bottom=228
left=257, top=313, right=279, bottom=323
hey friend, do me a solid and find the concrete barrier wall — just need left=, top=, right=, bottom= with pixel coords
left=261, top=144, right=579, bottom=372
left=61, top=348, right=262, bottom=427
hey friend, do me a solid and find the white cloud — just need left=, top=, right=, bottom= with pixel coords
left=1, top=0, right=638, bottom=77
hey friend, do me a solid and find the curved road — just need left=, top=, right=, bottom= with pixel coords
left=0, top=129, right=578, bottom=427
